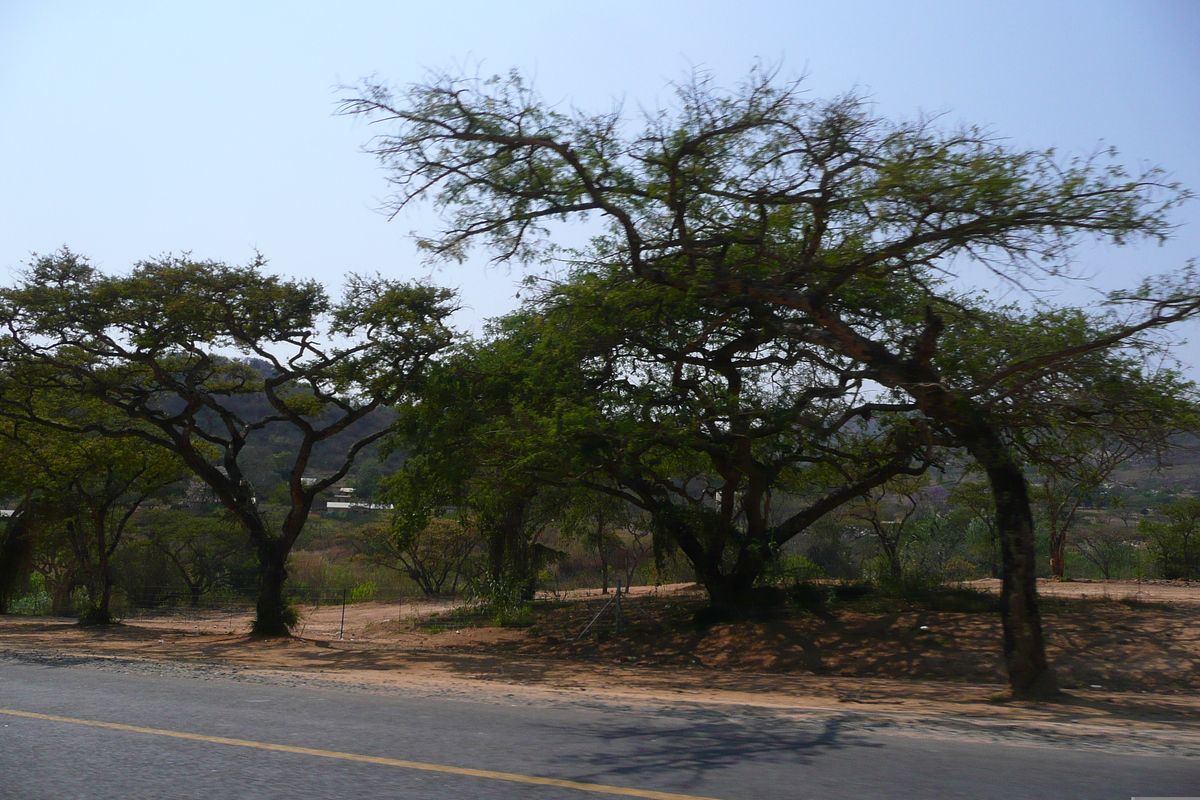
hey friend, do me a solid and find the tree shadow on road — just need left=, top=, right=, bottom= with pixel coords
left=538, top=711, right=876, bottom=789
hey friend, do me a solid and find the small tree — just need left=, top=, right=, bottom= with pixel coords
left=949, top=479, right=1001, bottom=578
left=1140, top=497, right=1200, bottom=581
left=844, top=476, right=927, bottom=583
left=557, top=489, right=642, bottom=594
left=357, top=517, right=483, bottom=596
left=1017, top=355, right=1198, bottom=579
left=1072, top=524, right=1137, bottom=579
left=128, top=508, right=254, bottom=606
left=0, top=251, right=456, bottom=634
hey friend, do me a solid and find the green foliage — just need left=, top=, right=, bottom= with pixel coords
left=759, top=554, right=825, bottom=586
left=462, top=573, right=532, bottom=627
left=0, top=393, right=192, bottom=621
left=1140, top=497, right=1200, bottom=580
left=381, top=516, right=483, bottom=596
left=117, top=508, right=256, bottom=606
left=7, top=571, right=50, bottom=615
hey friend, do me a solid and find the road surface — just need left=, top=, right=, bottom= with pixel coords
left=0, top=654, right=1195, bottom=799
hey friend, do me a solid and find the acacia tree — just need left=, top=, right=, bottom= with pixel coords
left=355, top=517, right=483, bottom=597
left=10, top=430, right=187, bottom=624
left=341, top=68, right=1198, bottom=697
left=1072, top=524, right=1136, bottom=579
left=384, top=332, right=567, bottom=599
left=0, top=251, right=456, bottom=635
left=1029, top=438, right=1141, bottom=580
left=932, top=306, right=1198, bottom=584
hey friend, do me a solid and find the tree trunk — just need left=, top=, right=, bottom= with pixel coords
left=251, top=539, right=293, bottom=636
left=876, top=532, right=903, bottom=583
left=599, top=527, right=610, bottom=594
left=92, top=519, right=115, bottom=625
left=94, top=581, right=114, bottom=625
left=971, top=440, right=1059, bottom=699
left=1183, top=533, right=1193, bottom=584
left=695, top=544, right=770, bottom=616
left=49, top=572, right=73, bottom=615
left=899, top=382, right=1058, bottom=699
left=656, top=507, right=769, bottom=613
left=698, top=568, right=757, bottom=612
left=1048, top=540, right=1066, bottom=580
left=0, top=514, right=34, bottom=615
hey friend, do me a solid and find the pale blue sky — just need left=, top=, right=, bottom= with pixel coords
left=2, top=0, right=1197, bottom=354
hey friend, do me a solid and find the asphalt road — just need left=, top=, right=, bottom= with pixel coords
left=0, top=656, right=1196, bottom=800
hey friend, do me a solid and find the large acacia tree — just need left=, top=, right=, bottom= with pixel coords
left=0, top=251, right=456, bottom=635
left=341, top=67, right=1198, bottom=697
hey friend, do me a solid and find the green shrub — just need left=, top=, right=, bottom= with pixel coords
left=761, top=554, right=826, bottom=586
left=463, top=574, right=532, bottom=626
left=788, top=581, right=828, bottom=611
left=8, top=573, right=51, bottom=615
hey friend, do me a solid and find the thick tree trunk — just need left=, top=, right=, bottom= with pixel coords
left=251, top=539, right=293, bottom=636
left=656, top=507, right=769, bottom=613
left=695, top=546, right=770, bottom=615
left=484, top=495, right=530, bottom=585
left=969, top=439, right=1059, bottom=699
left=0, top=514, right=34, bottom=615
left=93, top=581, right=115, bottom=625
left=698, top=568, right=757, bottom=611
left=92, top=520, right=115, bottom=625
left=894, top=379, right=1058, bottom=699
left=876, top=535, right=903, bottom=583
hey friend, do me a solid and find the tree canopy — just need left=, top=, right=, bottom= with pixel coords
left=410, top=268, right=940, bottom=607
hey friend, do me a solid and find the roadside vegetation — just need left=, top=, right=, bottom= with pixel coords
left=1, top=66, right=1198, bottom=701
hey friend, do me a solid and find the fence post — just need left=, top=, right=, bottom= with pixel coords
left=614, top=579, right=622, bottom=635
left=338, top=588, right=347, bottom=640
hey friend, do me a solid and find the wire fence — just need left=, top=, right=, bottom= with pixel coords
left=1, top=583, right=547, bottom=633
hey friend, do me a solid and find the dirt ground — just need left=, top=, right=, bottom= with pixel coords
left=2, top=579, right=1198, bottom=754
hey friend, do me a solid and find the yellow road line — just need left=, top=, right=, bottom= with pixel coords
left=0, top=708, right=721, bottom=800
